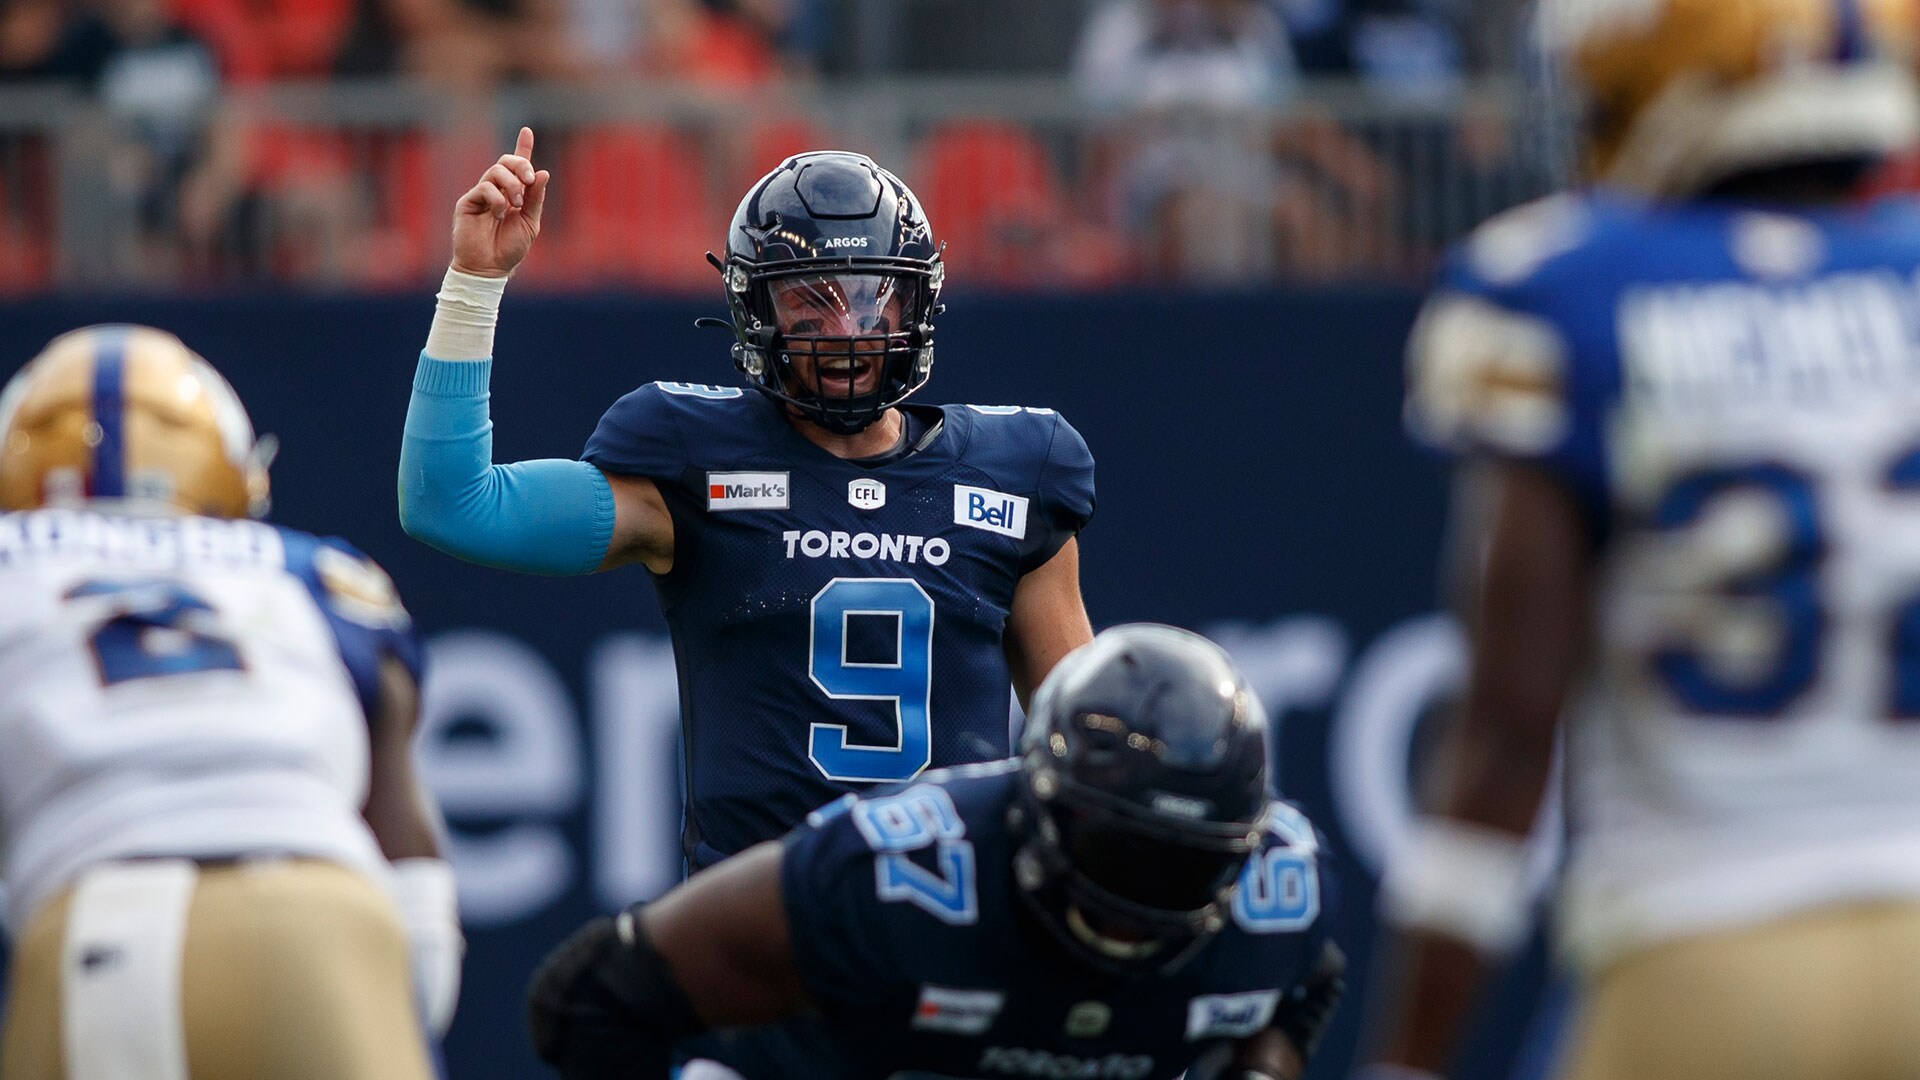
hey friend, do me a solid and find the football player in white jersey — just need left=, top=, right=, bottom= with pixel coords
left=1357, top=2, right=1920, bottom=1079
left=0, top=325, right=462, bottom=1080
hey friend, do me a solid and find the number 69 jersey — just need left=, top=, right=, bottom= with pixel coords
left=0, top=508, right=421, bottom=931
left=779, top=763, right=1334, bottom=1080
left=1408, top=192, right=1920, bottom=970
left=583, top=387, right=1095, bottom=869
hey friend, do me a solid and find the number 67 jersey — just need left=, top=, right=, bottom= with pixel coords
left=1408, top=192, right=1920, bottom=971
left=584, top=386, right=1094, bottom=870
left=0, top=508, right=420, bottom=932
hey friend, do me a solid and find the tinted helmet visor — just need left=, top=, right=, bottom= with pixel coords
left=760, top=271, right=926, bottom=432
left=769, top=272, right=916, bottom=338
left=1059, top=807, right=1246, bottom=916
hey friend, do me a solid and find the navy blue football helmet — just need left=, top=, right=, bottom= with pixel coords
left=1010, top=624, right=1271, bottom=975
left=711, top=151, right=944, bottom=435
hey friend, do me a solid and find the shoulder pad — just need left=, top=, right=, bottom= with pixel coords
left=964, top=404, right=1056, bottom=417
left=1262, top=801, right=1322, bottom=856
left=1405, top=291, right=1572, bottom=457
left=1461, top=194, right=1598, bottom=289
left=653, top=381, right=746, bottom=401
left=312, top=543, right=410, bottom=631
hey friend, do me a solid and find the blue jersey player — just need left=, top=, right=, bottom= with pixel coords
left=1356, top=3, right=1920, bottom=1080
left=526, top=625, right=1347, bottom=1080
left=398, top=131, right=1096, bottom=871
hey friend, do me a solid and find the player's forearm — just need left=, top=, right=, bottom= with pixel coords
left=1225, top=1027, right=1306, bottom=1080
left=1360, top=931, right=1489, bottom=1075
left=398, top=271, right=616, bottom=576
left=1359, top=465, right=1586, bottom=1076
left=1444, top=462, right=1590, bottom=834
left=1359, top=722, right=1542, bottom=1076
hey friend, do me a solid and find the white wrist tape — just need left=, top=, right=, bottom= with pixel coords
left=424, top=268, right=508, bottom=361
left=392, top=856, right=464, bottom=1036
left=1377, top=819, right=1535, bottom=955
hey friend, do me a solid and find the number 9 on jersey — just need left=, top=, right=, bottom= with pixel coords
left=808, top=577, right=935, bottom=783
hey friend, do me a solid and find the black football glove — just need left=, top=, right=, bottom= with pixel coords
left=1274, top=939, right=1347, bottom=1061
left=526, top=908, right=698, bottom=1080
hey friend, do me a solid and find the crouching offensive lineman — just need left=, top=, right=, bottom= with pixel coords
left=527, top=625, right=1345, bottom=1080
left=0, top=326, right=461, bottom=1079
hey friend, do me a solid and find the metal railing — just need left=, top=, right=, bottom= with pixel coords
left=0, top=78, right=1558, bottom=293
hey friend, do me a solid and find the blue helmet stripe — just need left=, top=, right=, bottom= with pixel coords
left=90, top=327, right=128, bottom=498
left=1834, top=0, right=1867, bottom=62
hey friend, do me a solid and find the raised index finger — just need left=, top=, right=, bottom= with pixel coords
left=516, top=126, right=535, bottom=162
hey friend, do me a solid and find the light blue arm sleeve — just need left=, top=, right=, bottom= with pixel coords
left=398, top=353, right=615, bottom=576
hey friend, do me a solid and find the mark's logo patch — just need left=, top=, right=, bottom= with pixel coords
left=707, top=471, right=790, bottom=511
left=912, top=985, right=1004, bottom=1035
left=953, top=485, right=1028, bottom=539
left=1185, top=990, right=1280, bottom=1040
left=849, top=478, right=886, bottom=510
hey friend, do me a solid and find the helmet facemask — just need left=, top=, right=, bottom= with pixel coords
left=713, top=151, right=945, bottom=435
left=1011, top=760, right=1262, bottom=977
left=728, top=263, right=940, bottom=435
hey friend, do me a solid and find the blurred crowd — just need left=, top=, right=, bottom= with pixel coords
left=0, top=0, right=1546, bottom=290
left=0, top=0, right=823, bottom=88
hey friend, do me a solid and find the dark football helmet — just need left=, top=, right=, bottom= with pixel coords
left=710, top=151, right=944, bottom=435
left=1010, top=624, right=1271, bottom=976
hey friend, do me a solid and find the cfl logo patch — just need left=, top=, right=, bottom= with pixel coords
left=849, top=478, right=886, bottom=510
left=952, top=485, right=1028, bottom=539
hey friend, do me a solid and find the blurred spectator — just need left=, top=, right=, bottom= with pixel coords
left=1073, top=0, right=1391, bottom=280
left=0, top=0, right=250, bottom=276
left=550, top=0, right=820, bottom=82
left=334, top=0, right=581, bottom=85
left=1347, top=2, right=1462, bottom=99
left=1266, top=0, right=1479, bottom=85
left=627, top=0, right=822, bottom=86
left=1075, top=0, right=1297, bottom=111
left=0, top=0, right=67, bottom=75
left=172, top=0, right=355, bottom=79
left=638, top=0, right=778, bottom=87
left=1268, top=0, right=1347, bottom=75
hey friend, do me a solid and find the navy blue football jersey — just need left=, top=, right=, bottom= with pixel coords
left=779, top=762, right=1335, bottom=1080
left=582, top=387, right=1095, bottom=868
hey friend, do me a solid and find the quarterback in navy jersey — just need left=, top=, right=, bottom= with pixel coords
left=527, top=626, right=1347, bottom=1080
left=399, top=132, right=1096, bottom=870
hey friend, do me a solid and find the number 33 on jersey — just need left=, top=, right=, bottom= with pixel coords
left=583, top=386, right=1094, bottom=869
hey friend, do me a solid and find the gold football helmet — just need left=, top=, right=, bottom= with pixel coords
left=0, top=325, right=272, bottom=518
left=1539, top=0, right=1920, bottom=195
